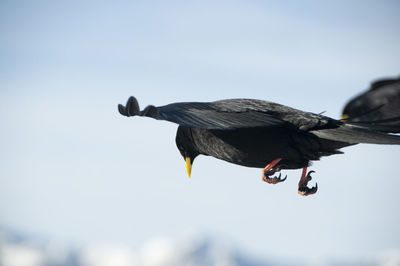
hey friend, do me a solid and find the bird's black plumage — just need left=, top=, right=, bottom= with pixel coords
left=176, top=125, right=348, bottom=169
left=342, top=77, right=400, bottom=133
left=119, top=96, right=400, bottom=195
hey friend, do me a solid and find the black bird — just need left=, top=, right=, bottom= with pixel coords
left=342, top=77, right=400, bottom=133
left=119, top=96, right=400, bottom=196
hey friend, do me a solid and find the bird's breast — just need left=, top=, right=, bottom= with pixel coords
left=190, top=127, right=300, bottom=168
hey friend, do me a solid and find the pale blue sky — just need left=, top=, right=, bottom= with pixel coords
left=1, top=0, right=400, bottom=262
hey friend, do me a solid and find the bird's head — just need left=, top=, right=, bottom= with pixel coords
left=176, top=126, right=200, bottom=178
left=342, top=98, right=368, bottom=121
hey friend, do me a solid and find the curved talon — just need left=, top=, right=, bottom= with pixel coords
left=262, top=158, right=287, bottom=185
left=305, top=170, right=315, bottom=182
left=262, top=172, right=287, bottom=184
left=298, top=170, right=318, bottom=196
left=298, top=183, right=318, bottom=196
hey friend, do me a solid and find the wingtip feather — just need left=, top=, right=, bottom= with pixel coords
left=118, top=96, right=140, bottom=117
left=118, top=104, right=127, bottom=116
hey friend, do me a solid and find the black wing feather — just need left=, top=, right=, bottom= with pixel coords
left=119, top=96, right=400, bottom=144
left=157, top=102, right=284, bottom=129
left=119, top=97, right=333, bottom=130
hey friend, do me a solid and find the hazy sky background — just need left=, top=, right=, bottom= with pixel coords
left=1, top=0, right=400, bottom=263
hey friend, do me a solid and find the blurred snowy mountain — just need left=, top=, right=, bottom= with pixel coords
left=1, top=227, right=399, bottom=266
left=0, top=228, right=270, bottom=266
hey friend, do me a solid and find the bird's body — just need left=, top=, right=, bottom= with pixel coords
left=180, top=126, right=348, bottom=170
left=119, top=96, right=400, bottom=195
left=342, top=77, right=400, bottom=133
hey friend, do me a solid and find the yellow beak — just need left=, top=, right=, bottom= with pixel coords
left=341, top=114, right=349, bottom=121
left=185, top=157, right=192, bottom=178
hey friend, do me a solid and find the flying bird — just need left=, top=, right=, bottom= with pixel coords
left=342, top=77, right=400, bottom=133
left=119, top=97, right=400, bottom=196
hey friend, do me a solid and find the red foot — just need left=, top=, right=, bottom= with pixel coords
left=298, top=167, right=318, bottom=196
left=262, top=158, right=287, bottom=184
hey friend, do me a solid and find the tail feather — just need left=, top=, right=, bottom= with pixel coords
left=311, top=123, right=400, bottom=145
left=344, top=117, right=400, bottom=133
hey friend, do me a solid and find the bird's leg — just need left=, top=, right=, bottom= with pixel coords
left=298, top=167, right=318, bottom=196
left=262, top=158, right=287, bottom=184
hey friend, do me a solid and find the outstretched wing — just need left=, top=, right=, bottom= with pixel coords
left=119, top=96, right=400, bottom=144
left=118, top=96, right=333, bottom=130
